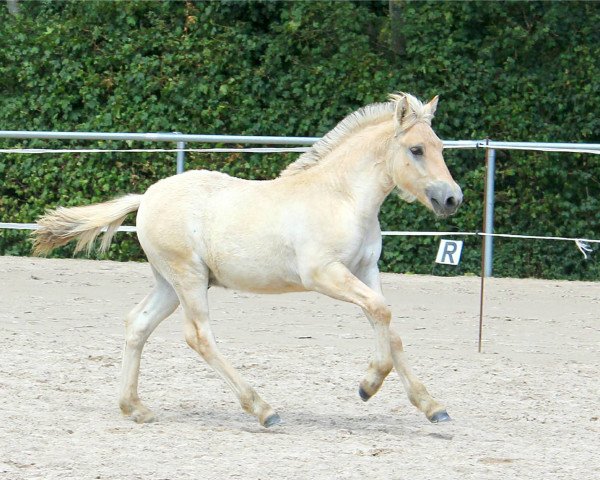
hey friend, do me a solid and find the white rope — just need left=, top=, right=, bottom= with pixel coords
left=382, top=231, right=599, bottom=244
left=382, top=231, right=477, bottom=237
left=3, top=223, right=597, bottom=244
left=476, top=232, right=600, bottom=243
left=0, top=223, right=39, bottom=230
left=3, top=223, right=595, bottom=258
left=0, top=223, right=137, bottom=232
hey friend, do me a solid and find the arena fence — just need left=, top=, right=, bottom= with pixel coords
left=1, top=130, right=599, bottom=351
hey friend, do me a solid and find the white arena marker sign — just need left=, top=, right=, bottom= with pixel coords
left=436, top=240, right=464, bottom=265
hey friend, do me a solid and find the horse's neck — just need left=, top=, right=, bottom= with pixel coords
left=314, top=123, right=395, bottom=215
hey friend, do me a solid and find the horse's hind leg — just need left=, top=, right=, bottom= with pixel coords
left=119, top=267, right=179, bottom=423
left=172, top=264, right=280, bottom=428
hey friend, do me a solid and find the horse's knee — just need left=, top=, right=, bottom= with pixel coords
left=367, top=299, right=391, bottom=325
left=377, top=305, right=392, bottom=324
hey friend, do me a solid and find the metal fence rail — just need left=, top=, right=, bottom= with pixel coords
left=0, top=130, right=321, bottom=145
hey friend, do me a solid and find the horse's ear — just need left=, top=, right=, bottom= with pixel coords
left=394, top=94, right=410, bottom=130
left=427, top=95, right=439, bottom=116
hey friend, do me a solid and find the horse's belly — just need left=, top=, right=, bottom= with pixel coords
left=202, top=232, right=304, bottom=293
left=208, top=255, right=304, bottom=294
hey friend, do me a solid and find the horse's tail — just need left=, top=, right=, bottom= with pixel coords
left=32, top=194, right=142, bottom=256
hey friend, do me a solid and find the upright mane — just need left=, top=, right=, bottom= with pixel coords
left=280, top=92, right=432, bottom=177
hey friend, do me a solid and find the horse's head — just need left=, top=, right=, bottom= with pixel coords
left=387, top=93, right=462, bottom=218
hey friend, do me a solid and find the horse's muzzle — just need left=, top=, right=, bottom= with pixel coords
left=426, top=182, right=463, bottom=217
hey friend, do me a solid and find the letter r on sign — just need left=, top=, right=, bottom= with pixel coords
left=435, top=240, right=463, bottom=265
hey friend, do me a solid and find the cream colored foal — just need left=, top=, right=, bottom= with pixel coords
left=34, top=93, right=462, bottom=427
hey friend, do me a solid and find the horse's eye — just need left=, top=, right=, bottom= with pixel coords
left=410, top=146, right=424, bottom=156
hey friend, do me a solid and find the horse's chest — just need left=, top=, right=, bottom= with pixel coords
left=313, top=220, right=382, bottom=273
left=343, top=237, right=381, bottom=274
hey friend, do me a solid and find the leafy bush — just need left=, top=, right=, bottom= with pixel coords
left=1, top=0, right=598, bottom=279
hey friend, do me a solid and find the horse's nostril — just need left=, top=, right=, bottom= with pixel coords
left=445, top=196, right=457, bottom=209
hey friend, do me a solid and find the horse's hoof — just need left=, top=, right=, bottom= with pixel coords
left=263, top=413, right=282, bottom=428
left=429, top=410, right=451, bottom=423
left=132, top=410, right=156, bottom=424
left=358, top=386, right=372, bottom=402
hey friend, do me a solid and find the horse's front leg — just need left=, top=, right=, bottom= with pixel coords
left=358, top=265, right=450, bottom=423
left=306, top=262, right=394, bottom=404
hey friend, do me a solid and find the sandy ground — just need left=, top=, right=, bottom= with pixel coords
left=0, top=255, right=598, bottom=480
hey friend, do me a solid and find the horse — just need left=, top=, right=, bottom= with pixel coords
left=33, top=92, right=463, bottom=428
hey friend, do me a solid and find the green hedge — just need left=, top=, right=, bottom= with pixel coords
left=1, top=1, right=599, bottom=279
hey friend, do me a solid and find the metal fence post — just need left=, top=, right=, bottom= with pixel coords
left=484, top=147, right=496, bottom=277
left=479, top=144, right=496, bottom=352
left=175, top=133, right=186, bottom=174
